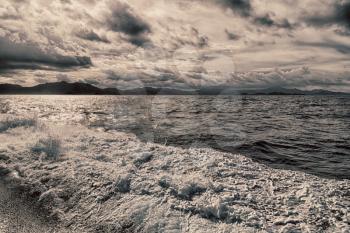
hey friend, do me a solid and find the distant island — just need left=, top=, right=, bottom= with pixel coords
left=0, top=81, right=349, bottom=95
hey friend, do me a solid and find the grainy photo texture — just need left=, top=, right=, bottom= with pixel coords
left=0, top=0, right=349, bottom=232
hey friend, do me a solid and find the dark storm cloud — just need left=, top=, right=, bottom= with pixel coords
left=217, top=0, right=252, bottom=17
left=108, top=5, right=150, bottom=35
left=306, top=1, right=350, bottom=30
left=0, top=37, right=92, bottom=70
left=0, top=62, right=53, bottom=71
left=255, top=15, right=274, bottom=26
left=254, top=15, right=293, bottom=29
left=106, top=2, right=151, bottom=46
left=127, top=35, right=151, bottom=47
left=213, top=0, right=294, bottom=30
left=296, top=40, right=350, bottom=54
left=331, top=1, right=350, bottom=29
left=76, top=29, right=110, bottom=43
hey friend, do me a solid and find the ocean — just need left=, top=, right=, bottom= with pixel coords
left=1, top=95, right=349, bottom=179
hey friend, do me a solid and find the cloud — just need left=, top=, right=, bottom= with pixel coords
left=76, top=28, right=110, bottom=43
left=227, top=67, right=350, bottom=91
left=55, top=74, right=73, bottom=82
left=217, top=0, right=252, bottom=17
left=190, top=28, right=209, bottom=48
left=337, top=1, right=350, bottom=28
left=296, top=40, right=350, bottom=54
left=105, top=1, right=151, bottom=46
left=254, top=14, right=293, bottom=29
left=211, top=0, right=295, bottom=30
left=0, top=0, right=349, bottom=91
left=225, top=29, right=240, bottom=40
left=103, top=67, right=186, bottom=89
left=306, top=1, right=350, bottom=30
left=0, top=36, right=92, bottom=70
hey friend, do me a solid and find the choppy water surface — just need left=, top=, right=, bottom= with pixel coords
left=1, top=95, right=350, bottom=179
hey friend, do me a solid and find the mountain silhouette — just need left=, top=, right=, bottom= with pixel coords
left=0, top=82, right=348, bottom=95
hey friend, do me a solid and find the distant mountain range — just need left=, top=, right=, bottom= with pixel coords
left=0, top=81, right=349, bottom=95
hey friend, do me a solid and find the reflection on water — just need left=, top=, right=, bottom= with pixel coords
left=1, top=95, right=350, bottom=179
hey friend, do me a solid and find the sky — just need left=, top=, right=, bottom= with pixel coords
left=0, top=0, right=350, bottom=91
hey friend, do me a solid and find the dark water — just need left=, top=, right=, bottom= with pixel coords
left=2, top=95, right=350, bottom=179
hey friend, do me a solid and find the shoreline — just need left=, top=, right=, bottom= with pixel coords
left=0, top=180, right=65, bottom=233
left=0, top=122, right=349, bottom=232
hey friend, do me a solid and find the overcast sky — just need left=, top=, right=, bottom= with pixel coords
left=0, top=0, right=350, bottom=91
